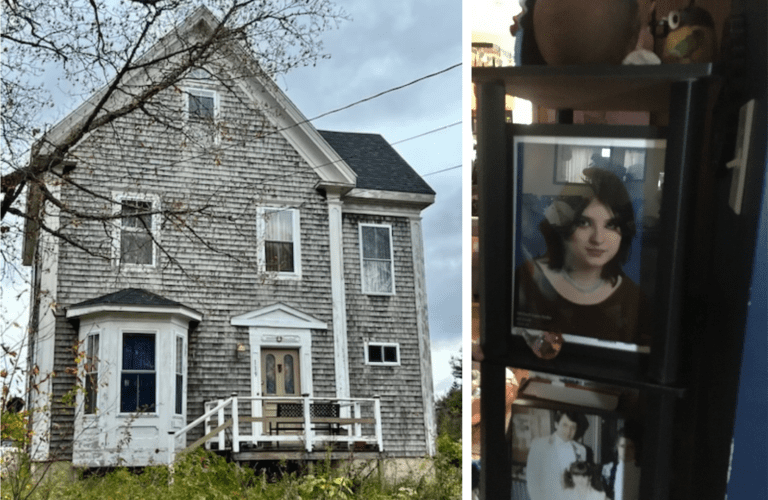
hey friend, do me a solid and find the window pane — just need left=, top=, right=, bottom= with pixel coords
left=121, top=232, right=153, bottom=264
left=384, top=346, right=398, bottom=363
left=175, top=374, right=183, bottom=415
left=363, top=260, right=392, bottom=293
left=137, top=373, right=155, bottom=411
left=368, top=345, right=383, bottom=363
left=86, top=334, right=99, bottom=373
left=121, top=373, right=156, bottom=412
left=363, top=226, right=390, bottom=260
left=121, top=201, right=152, bottom=229
left=284, top=355, right=295, bottom=395
left=277, top=242, right=294, bottom=272
left=175, top=337, right=183, bottom=415
left=121, top=374, right=138, bottom=413
left=189, top=94, right=214, bottom=119
left=176, top=337, right=183, bottom=374
left=123, top=335, right=155, bottom=370
left=265, top=210, right=293, bottom=241
left=265, top=241, right=294, bottom=272
left=85, top=373, right=98, bottom=414
left=85, top=334, right=99, bottom=415
left=265, top=354, right=276, bottom=394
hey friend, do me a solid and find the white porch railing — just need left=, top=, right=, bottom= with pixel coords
left=170, top=394, right=382, bottom=460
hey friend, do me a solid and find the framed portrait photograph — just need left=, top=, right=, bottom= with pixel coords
left=508, top=370, right=643, bottom=500
left=511, top=125, right=666, bottom=353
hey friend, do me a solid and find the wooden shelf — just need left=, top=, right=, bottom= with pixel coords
left=501, top=336, right=686, bottom=397
left=472, top=64, right=715, bottom=113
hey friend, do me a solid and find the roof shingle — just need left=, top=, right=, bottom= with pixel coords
left=71, top=288, right=188, bottom=309
left=319, top=130, right=435, bottom=195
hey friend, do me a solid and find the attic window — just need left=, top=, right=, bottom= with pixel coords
left=188, top=68, right=211, bottom=80
left=184, top=88, right=218, bottom=146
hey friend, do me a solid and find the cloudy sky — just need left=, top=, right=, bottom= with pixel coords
left=279, top=0, right=463, bottom=396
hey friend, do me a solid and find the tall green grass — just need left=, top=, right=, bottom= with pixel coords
left=2, top=437, right=461, bottom=500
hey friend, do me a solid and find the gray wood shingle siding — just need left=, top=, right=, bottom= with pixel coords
left=49, top=316, right=78, bottom=460
left=342, top=213, right=427, bottom=456
left=50, top=77, right=339, bottom=446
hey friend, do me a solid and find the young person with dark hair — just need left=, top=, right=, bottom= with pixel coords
left=562, top=460, right=608, bottom=500
left=515, top=167, right=651, bottom=345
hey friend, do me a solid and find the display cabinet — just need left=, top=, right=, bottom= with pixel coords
left=473, top=63, right=719, bottom=500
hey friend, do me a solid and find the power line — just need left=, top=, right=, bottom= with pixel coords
left=422, top=164, right=461, bottom=177
left=305, top=63, right=461, bottom=124
left=165, top=62, right=462, bottom=167
left=391, top=121, right=461, bottom=146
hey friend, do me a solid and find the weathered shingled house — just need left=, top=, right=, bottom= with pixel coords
left=23, top=7, right=435, bottom=467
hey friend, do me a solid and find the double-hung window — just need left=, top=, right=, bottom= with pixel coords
left=366, top=342, right=400, bottom=366
left=259, top=207, right=301, bottom=277
left=360, top=224, right=395, bottom=294
left=84, top=334, right=100, bottom=414
left=121, top=334, right=156, bottom=413
left=116, top=195, right=158, bottom=266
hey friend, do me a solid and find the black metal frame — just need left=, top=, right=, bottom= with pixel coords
left=476, top=70, right=711, bottom=499
left=510, top=123, right=666, bottom=358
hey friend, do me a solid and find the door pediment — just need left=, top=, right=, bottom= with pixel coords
left=230, top=303, right=327, bottom=330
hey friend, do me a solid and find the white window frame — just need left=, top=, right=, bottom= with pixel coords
left=83, top=332, right=100, bottom=415
left=119, top=331, right=157, bottom=415
left=359, top=223, right=396, bottom=295
left=365, top=342, right=400, bottom=366
left=112, top=192, right=160, bottom=268
left=257, top=206, right=302, bottom=279
left=183, top=87, right=219, bottom=146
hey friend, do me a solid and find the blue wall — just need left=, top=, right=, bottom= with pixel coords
left=726, top=159, right=768, bottom=499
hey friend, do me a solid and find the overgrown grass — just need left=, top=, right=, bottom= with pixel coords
left=1, top=436, right=461, bottom=500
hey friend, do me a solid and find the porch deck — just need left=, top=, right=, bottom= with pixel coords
left=170, top=395, right=383, bottom=461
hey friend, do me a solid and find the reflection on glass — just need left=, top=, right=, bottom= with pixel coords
left=284, top=355, right=295, bottom=394
left=265, top=354, right=276, bottom=394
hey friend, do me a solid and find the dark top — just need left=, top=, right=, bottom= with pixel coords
left=514, top=260, right=651, bottom=346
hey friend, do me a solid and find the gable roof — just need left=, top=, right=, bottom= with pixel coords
left=319, top=131, right=435, bottom=196
left=34, top=7, right=357, bottom=191
left=66, top=288, right=202, bottom=322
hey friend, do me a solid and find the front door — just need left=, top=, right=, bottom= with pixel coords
left=261, top=348, right=301, bottom=432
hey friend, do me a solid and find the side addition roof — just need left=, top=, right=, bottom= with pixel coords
left=319, top=131, right=435, bottom=196
left=66, top=288, right=202, bottom=322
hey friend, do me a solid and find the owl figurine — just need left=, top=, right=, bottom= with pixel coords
left=658, top=3, right=718, bottom=63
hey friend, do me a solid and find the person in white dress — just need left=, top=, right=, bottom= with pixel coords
left=526, top=411, right=589, bottom=500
